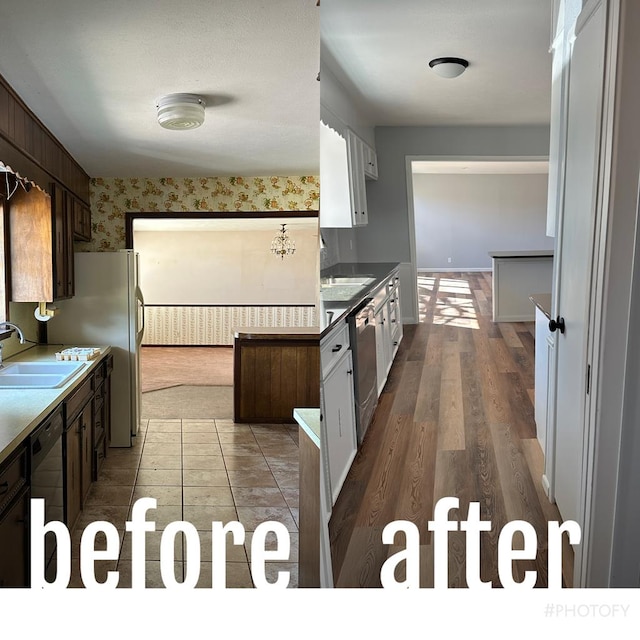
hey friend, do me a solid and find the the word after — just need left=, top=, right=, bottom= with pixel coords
left=380, top=497, right=581, bottom=588
left=31, top=497, right=291, bottom=589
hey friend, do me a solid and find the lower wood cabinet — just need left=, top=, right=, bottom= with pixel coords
left=0, top=444, right=29, bottom=587
left=233, top=331, right=320, bottom=423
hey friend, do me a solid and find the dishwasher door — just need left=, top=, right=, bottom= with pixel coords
left=348, top=298, right=378, bottom=445
left=30, top=409, right=64, bottom=582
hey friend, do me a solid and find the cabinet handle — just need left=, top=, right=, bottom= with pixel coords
left=391, top=319, right=396, bottom=323
left=347, top=369, right=353, bottom=375
left=0, top=481, right=8, bottom=495
left=331, top=344, right=342, bottom=353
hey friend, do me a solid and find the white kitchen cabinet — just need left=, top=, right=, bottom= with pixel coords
left=373, top=271, right=403, bottom=395
left=321, top=321, right=357, bottom=506
left=374, top=303, right=391, bottom=396
left=534, top=305, right=555, bottom=458
left=346, top=129, right=368, bottom=227
left=362, top=140, right=378, bottom=180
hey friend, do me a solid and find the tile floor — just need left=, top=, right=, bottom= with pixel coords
left=68, top=417, right=300, bottom=588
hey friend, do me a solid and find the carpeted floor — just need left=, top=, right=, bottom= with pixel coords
left=141, top=385, right=234, bottom=419
left=140, top=346, right=234, bottom=393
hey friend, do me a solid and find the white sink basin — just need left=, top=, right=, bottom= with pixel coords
left=0, top=361, right=86, bottom=388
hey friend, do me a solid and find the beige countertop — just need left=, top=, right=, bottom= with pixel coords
left=233, top=326, right=320, bottom=340
left=530, top=293, right=552, bottom=320
left=0, top=344, right=111, bottom=466
left=294, top=408, right=320, bottom=448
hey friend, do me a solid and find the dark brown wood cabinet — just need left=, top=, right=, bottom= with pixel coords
left=234, top=329, right=320, bottom=423
left=51, top=183, right=74, bottom=300
left=0, top=444, right=29, bottom=588
left=72, top=196, right=91, bottom=242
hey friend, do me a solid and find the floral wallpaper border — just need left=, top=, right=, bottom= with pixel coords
left=84, top=175, right=320, bottom=251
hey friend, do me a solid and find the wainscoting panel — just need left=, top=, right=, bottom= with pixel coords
left=142, top=305, right=318, bottom=346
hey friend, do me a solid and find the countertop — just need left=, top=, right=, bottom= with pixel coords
left=489, top=250, right=554, bottom=259
left=0, top=344, right=111, bottom=466
left=320, top=262, right=401, bottom=336
left=294, top=408, right=320, bottom=448
left=530, top=293, right=552, bottom=320
left=233, top=327, right=320, bottom=340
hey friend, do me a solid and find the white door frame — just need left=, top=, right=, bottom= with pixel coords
left=404, top=155, right=550, bottom=324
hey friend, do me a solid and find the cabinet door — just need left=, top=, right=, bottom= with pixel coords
left=79, top=402, right=93, bottom=504
left=322, top=351, right=357, bottom=504
left=0, top=487, right=29, bottom=587
left=346, top=130, right=367, bottom=226
left=363, top=142, right=378, bottom=180
left=51, top=184, right=68, bottom=300
left=64, top=417, right=82, bottom=529
left=375, top=305, right=389, bottom=395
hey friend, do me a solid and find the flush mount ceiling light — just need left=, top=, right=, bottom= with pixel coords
left=271, top=223, right=296, bottom=260
left=156, top=93, right=206, bottom=130
left=428, top=57, right=469, bottom=79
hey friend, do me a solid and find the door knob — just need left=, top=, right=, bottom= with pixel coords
left=549, top=316, right=565, bottom=334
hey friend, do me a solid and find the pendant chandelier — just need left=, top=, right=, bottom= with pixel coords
left=271, top=223, right=295, bottom=259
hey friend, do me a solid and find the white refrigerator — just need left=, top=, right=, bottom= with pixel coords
left=47, top=250, right=144, bottom=447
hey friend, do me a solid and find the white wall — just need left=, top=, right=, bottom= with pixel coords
left=413, top=172, right=553, bottom=270
left=134, top=223, right=318, bottom=306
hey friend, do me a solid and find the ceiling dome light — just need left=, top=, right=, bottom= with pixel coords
left=156, top=93, right=206, bottom=130
left=428, top=57, right=469, bottom=79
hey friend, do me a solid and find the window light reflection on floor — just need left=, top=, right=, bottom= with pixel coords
left=417, top=275, right=479, bottom=329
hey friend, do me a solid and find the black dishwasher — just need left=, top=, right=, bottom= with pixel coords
left=30, top=407, right=65, bottom=582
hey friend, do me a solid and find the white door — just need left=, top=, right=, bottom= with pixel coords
left=552, top=2, right=606, bottom=526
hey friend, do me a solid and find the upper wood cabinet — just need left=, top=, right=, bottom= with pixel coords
left=0, top=72, right=90, bottom=206
left=9, top=183, right=74, bottom=302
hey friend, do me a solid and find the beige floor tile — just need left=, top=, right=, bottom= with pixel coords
left=71, top=527, right=125, bottom=560
left=116, top=559, right=183, bottom=588
left=104, top=449, right=142, bottom=469
left=74, top=505, right=131, bottom=531
left=132, top=485, right=183, bottom=506
left=220, top=443, right=264, bottom=456
left=119, top=530, right=184, bottom=561
left=231, top=486, right=288, bottom=507
left=131, top=505, right=183, bottom=529
left=183, top=485, right=234, bottom=506
left=223, top=455, right=270, bottom=471
left=290, top=507, right=299, bottom=528
left=245, top=531, right=299, bottom=563
left=84, top=484, right=134, bottom=507
left=272, top=470, right=300, bottom=490
left=196, top=561, right=254, bottom=588
left=139, top=454, right=182, bottom=469
left=141, top=442, right=182, bottom=456
left=182, top=443, right=222, bottom=456
left=182, top=454, right=226, bottom=470
left=235, top=506, right=298, bottom=533
left=144, top=432, right=182, bottom=444
left=182, top=432, right=220, bottom=444
left=217, top=432, right=258, bottom=444
left=280, top=487, right=299, bottom=509
left=227, top=469, right=278, bottom=488
left=135, top=469, right=182, bottom=486
left=98, top=465, right=139, bottom=485
left=187, top=530, right=248, bottom=563
left=182, top=505, right=238, bottom=530
left=182, top=469, right=229, bottom=487
left=68, top=558, right=119, bottom=588
left=215, top=420, right=251, bottom=433
left=260, top=444, right=299, bottom=457
left=146, top=420, right=182, bottom=432
left=181, top=420, right=217, bottom=432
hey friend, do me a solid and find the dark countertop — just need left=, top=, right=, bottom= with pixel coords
left=233, top=327, right=319, bottom=340
left=529, top=293, right=552, bottom=320
left=320, top=262, right=400, bottom=336
left=489, top=250, right=554, bottom=258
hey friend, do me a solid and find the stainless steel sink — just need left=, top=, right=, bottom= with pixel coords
left=0, top=361, right=87, bottom=388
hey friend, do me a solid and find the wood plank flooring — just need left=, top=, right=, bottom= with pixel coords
left=328, top=272, right=573, bottom=588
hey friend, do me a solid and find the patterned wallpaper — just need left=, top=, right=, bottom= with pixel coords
left=82, top=175, right=320, bottom=251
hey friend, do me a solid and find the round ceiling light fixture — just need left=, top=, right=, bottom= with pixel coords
left=156, top=93, right=206, bottom=130
left=428, top=57, right=469, bottom=79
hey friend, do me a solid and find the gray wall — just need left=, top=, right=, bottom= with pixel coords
left=413, top=172, right=553, bottom=270
left=355, top=126, right=552, bottom=263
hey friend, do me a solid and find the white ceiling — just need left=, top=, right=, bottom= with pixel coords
left=0, top=0, right=320, bottom=178
left=321, top=0, right=554, bottom=127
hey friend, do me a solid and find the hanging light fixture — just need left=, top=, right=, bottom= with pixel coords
left=271, top=223, right=296, bottom=260
left=428, top=57, right=469, bottom=78
left=156, top=93, right=206, bottom=130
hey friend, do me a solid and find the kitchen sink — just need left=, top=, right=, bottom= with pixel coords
left=0, top=361, right=87, bottom=388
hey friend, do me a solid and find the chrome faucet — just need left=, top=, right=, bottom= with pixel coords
left=0, top=322, right=26, bottom=368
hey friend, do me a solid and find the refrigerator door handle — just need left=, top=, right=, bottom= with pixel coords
left=136, top=286, right=145, bottom=343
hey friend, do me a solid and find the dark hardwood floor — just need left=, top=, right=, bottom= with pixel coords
left=328, top=272, right=573, bottom=588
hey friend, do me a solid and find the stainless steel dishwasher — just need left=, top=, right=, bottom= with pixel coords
left=30, top=407, right=65, bottom=582
left=347, top=297, right=378, bottom=445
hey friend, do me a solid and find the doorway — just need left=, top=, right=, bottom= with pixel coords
left=125, top=211, right=319, bottom=420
